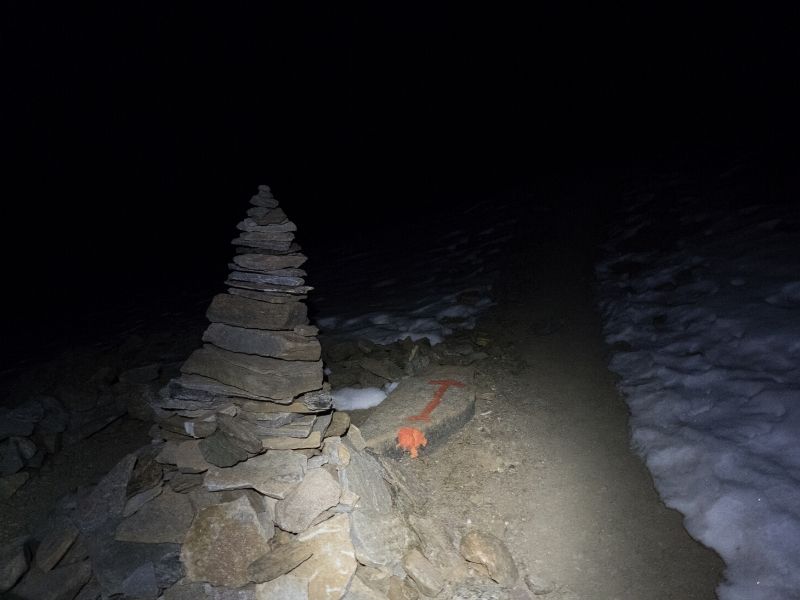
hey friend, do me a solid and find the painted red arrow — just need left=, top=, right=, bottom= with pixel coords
left=407, top=379, right=466, bottom=423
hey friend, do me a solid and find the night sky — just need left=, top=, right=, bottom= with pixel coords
left=3, top=3, right=798, bottom=355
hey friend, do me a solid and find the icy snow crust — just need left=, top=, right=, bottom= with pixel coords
left=308, top=200, right=515, bottom=346
left=597, top=187, right=800, bottom=599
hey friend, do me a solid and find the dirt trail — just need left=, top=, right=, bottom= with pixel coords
left=408, top=203, right=725, bottom=599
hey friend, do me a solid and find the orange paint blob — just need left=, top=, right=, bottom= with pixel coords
left=396, top=426, right=428, bottom=458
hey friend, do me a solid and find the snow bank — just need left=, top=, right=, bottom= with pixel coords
left=597, top=190, right=800, bottom=599
left=331, top=382, right=399, bottom=411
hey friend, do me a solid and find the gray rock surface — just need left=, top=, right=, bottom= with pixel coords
left=351, top=510, right=416, bottom=574
left=255, top=573, right=309, bottom=600
left=402, top=549, right=444, bottom=597
left=0, top=537, right=29, bottom=592
left=204, top=323, right=321, bottom=361
left=246, top=539, right=313, bottom=583
left=115, top=488, right=194, bottom=544
left=275, top=467, right=341, bottom=533
left=199, top=430, right=251, bottom=467
left=204, top=450, right=306, bottom=498
left=205, top=293, right=308, bottom=331
left=163, top=580, right=258, bottom=600
left=181, top=496, right=272, bottom=587
left=216, top=414, right=263, bottom=454
left=181, top=345, right=322, bottom=401
left=175, top=439, right=211, bottom=473
left=9, top=561, right=92, bottom=600
left=34, top=519, right=79, bottom=572
left=459, top=530, right=519, bottom=587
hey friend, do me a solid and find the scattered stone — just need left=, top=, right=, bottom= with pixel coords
left=345, top=575, right=390, bottom=600
left=9, top=561, right=92, bottom=600
left=0, top=537, right=29, bottom=592
left=115, top=488, right=194, bottom=544
left=182, top=496, right=272, bottom=587
left=35, top=519, right=79, bottom=572
left=339, top=442, right=392, bottom=513
left=123, top=482, right=163, bottom=516
left=127, top=448, right=164, bottom=497
left=119, top=363, right=161, bottom=384
left=326, top=411, right=351, bottom=438
left=459, top=530, right=519, bottom=587
left=121, top=561, right=159, bottom=599
left=292, top=513, right=357, bottom=600
left=182, top=345, right=322, bottom=401
left=524, top=573, right=556, bottom=596
left=351, top=510, right=416, bottom=574
left=204, top=323, right=321, bottom=361
left=74, top=453, right=137, bottom=533
left=275, top=467, right=341, bottom=533
left=175, top=439, right=212, bottom=473
left=199, top=430, right=251, bottom=467
left=387, top=576, right=420, bottom=600
left=402, top=548, right=444, bottom=597
left=247, top=538, right=313, bottom=583
left=217, top=413, right=265, bottom=454
left=204, top=450, right=306, bottom=499
left=408, top=514, right=470, bottom=583
left=0, top=471, right=29, bottom=499
left=87, top=532, right=181, bottom=597
left=361, top=357, right=405, bottom=381
left=206, top=293, right=308, bottom=331
left=169, top=471, right=204, bottom=492
left=261, top=431, right=322, bottom=450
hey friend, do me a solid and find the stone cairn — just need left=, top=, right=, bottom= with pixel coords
left=153, top=183, right=334, bottom=458
left=0, top=186, right=526, bottom=600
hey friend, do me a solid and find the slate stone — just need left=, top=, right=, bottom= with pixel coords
left=0, top=537, right=29, bottom=592
left=0, top=471, right=29, bottom=499
left=402, top=549, right=444, bottom=597
left=87, top=527, right=182, bottom=597
left=339, top=442, right=392, bottom=513
left=0, top=439, right=24, bottom=475
left=326, top=411, right=351, bottom=439
left=206, top=293, right=308, bottom=330
left=127, top=448, right=164, bottom=498
left=260, top=431, right=322, bottom=450
left=73, top=576, right=102, bottom=600
left=158, top=413, right=217, bottom=439
left=35, top=519, right=79, bottom=572
left=121, top=562, right=159, bottom=599
left=123, top=482, right=163, bottom=517
left=167, top=374, right=279, bottom=404
left=387, top=576, right=420, bottom=600
left=9, top=561, right=92, bottom=600
left=156, top=441, right=179, bottom=465
left=181, top=496, right=272, bottom=587
left=275, top=468, right=341, bottom=533
left=254, top=574, right=309, bottom=600
left=225, top=277, right=312, bottom=294
left=408, top=514, right=470, bottom=583
left=248, top=205, right=286, bottom=223
left=247, top=539, right=313, bottom=583
left=163, top=580, right=258, bottom=600
left=235, top=227, right=293, bottom=242
left=75, top=453, right=137, bottom=533
left=459, top=530, right=519, bottom=587
left=217, top=414, right=263, bottom=454
left=115, top=488, right=194, bottom=544
left=292, top=513, right=357, bottom=600
left=231, top=236, right=294, bottom=252
left=181, top=345, right=322, bottom=402
left=0, top=398, right=43, bottom=441
left=228, top=287, right=306, bottom=303
left=169, top=471, right=204, bottom=492
left=360, top=357, right=405, bottom=382
left=360, top=365, right=475, bottom=458
left=204, top=450, right=306, bottom=499
left=236, top=219, right=297, bottom=233
left=203, top=323, right=321, bottom=361
left=348, top=576, right=392, bottom=600
left=228, top=270, right=305, bottom=287
left=252, top=414, right=316, bottom=438
left=351, top=510, right=416, bottom=574
left=119, top=363, right=161, bottom=384
left=200, top=430, right=251, bottom=467
left=175, top=440, right=211, bottom=473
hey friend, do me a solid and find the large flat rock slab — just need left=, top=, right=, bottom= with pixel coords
left=360, top=365, right=475, bottom=459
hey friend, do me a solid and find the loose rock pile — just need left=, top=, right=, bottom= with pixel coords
left=0, top=186, right=537, bottom=600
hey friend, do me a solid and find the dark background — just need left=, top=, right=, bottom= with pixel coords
left=2, top=2, right=798, bottom=357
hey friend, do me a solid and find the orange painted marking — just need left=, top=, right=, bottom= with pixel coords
left=406, top=379, right=466, bottom=423
left=396, top=427, right=427, bottom=458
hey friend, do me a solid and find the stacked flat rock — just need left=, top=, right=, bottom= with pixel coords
left=153, top=185, right=331, bottom=465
